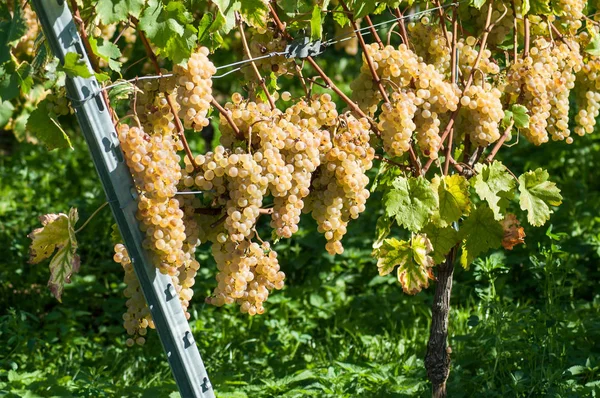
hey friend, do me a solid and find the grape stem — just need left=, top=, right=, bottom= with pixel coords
left=422, top=0, right=497, bottom=175
left=364, top=16, right=384, bottom=49
left=210, top=98, right=244, bottom=140
left=523, top=15, right=530, bottom=58
left=511, top=0, right=518, bottom=61
left=68, top=0, right=118, bottom=124
left=433, top=0, right=452, bottom=50
left=74, top=202, right=109, bottom=234
left=236, top=13, right=276, bottom=111
left=546, top=18, right=574, bottom=52
left=133, top=20, right=199, bottom=171
left=393, top=8, right=410, bottom=47
left=339, top=0, right=390, bottom=104
left=373, top=154, right=412, bottom=171
left=485, top=120, right=514, bottom=163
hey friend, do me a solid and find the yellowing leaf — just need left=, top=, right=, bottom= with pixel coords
left=431, top=174, right=471, bottom=227
left=28, top=208, right=80, bottom=302
left=459, top=205, right=503, bottom=269
left=375, top=235, right=435, bottom=295
left=384, top=176, right=437, bottom=232
left=472, top=161, right=515, bottom=220
left=518, top=168, right=562, bottom=227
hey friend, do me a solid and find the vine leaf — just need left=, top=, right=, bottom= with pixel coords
left=511, top=104, right=530, bottom=129
left=0, top=0, right=27, bottom=64
left=375, top=235, right=435, bottom=295
left=459, top=205, right=503, bottom=269
left=28, top=208, right=80, bottom=302
left=26, top=99, right=72, bottom=150
left=372, top=214, right=392, bottom=250
left=431, top=174, right=471, bottom=227
left=472, top=161, right=515, bottom=220
left=384, top=176, right=437, bottom=232
left=60, top=53, right=93, bottom=79
left=586, top=35, right=600, bottom=57
left=95, top=0, right=145, bottom=25
left=501, top=213, right=526, bottom=250
left=139, top=0, right=198, bottom=64
left=89, top=37, right=122, bottom=73
left=310, top=5, right=322, bottom=41
left=518, top=168, right=562, bottom=227
left=422, top=223, right=460, bottom=264
left=213, top=0, right=269, bottom=32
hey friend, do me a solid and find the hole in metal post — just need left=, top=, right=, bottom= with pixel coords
left=95, top=95, right=105, bottom=112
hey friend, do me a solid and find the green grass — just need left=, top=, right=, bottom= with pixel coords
left=1, top=133, right=600, bottom=397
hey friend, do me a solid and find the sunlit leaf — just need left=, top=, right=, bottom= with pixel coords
left=518, top=168, right=562, bottom=227
left=384, top=176, right=437, bottom=232
left=472, top=161, right=515, bottom=220
left=459, top=204, right=503, bottom=269
left=28, top=208, right=80, bottom=302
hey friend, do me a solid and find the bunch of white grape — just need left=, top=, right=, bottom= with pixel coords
left=305, top=115, right=375, bottom=255
left=378, top=91, right=420, bottom=157
left=174, top=47, right=216, bottom=131
left=575, top=58, right=600, bottom=137
left=407, top=17, right=452, bottom=74
left=456, top=83, right=504, bottom=147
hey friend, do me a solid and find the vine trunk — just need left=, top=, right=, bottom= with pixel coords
left=425, top=249, right=456, bottom=398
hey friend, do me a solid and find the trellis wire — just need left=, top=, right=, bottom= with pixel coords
left=97, top=2, right=462, bottom=95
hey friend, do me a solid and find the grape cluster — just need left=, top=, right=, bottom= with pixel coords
left=208, top=239, right=284, bottom=316
left=407, top=17, right=452, bottom=74
left=46, top=90, right=72, bottom=117
left=458, top=1, right=514, bottom=46
left=554, top=0, right=586, bottom=33
left=243, top=29, right=294, bottom=78
left=575, top=58, right=600, bottom=137
left=133, top=75, right=179, bottom=136
left=14, top=3, right=39, bottom=59
left=378, top=91, right=419, bottom=157
left=351, top=42, right=459, bottom=158
left=506, top=38, right=582, bottom=144
left=456, top=83, right=504, bottom=146
left=173, top=47, right=216, bottom=131
left=113, top=244, right=153, bottom=346
left=305, top=115, right=375, bottom=254
left=457, top=37, right=500, bottom=80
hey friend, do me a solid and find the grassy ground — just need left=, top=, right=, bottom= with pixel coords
left=1, top=131, right=600, bottom=397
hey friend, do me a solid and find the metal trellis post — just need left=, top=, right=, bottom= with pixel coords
left=31, top=1, right=215, bottom=396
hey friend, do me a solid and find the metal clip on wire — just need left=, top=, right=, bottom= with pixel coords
left=285, top=37, right=322, bottom=59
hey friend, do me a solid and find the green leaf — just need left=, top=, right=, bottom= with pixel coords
left=0, top=0, right=28, bottom=63
left=26, top=99, right=73, bottom=150
left=61, top=52, right=93, bottom=79
left=354, top=0, right=379, bottom=19
left=371, top=160, right=403, bottom=192
left=310, top=5, right=322, bottom=41
left=28, top=208, right=80, bottom=302
left=384, top=176, right=437, bottom=232
left=212, top=0, right=268, bottom=31
left=459, top=205, right=503, bottom=269
left=139, top=0, right=198, bottom=64
left=511, top=104, right=530, bottom=129
left=518, top=168, right=562, bottom=227
left=470, top=0, right=487, bottom=9
left=472, top=161, right=516, bottom=220
left=333, top=5, right=350, bottom=27
left=89, top=37, right=122, bottom=73
left=431, top=174, right=471, bottom=227
left=0, top=61, right=20, bottom=101
left=376, top=235, right=435, bottom=295
left=372, top=214, right=392, bottom=250
left=585, top=34, right=600, bottom=57
left=522, top=0, right=552, bottom=15
left=96, top=0, right=146, bottom=25
left=422, top=223, right=460, bottom=264
left=0, top=100, right=14, bottom=128
left=502, top=110, right=513, bottom=129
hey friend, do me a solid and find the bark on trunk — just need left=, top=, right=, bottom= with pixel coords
left=425, top=250, right=456, bottom=398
